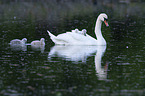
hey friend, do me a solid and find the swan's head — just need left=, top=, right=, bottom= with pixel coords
left=99, top=13, right=109, bottom=27
left=22, top=38, right=27, bottom=43
left=40, top=38, right=45, bottom=45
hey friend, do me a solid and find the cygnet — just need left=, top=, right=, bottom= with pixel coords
left=72, top=29, right=79, bottom=33
left=81, top=29, right=87, bottom=36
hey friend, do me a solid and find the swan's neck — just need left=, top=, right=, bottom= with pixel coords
left=40, top=40, right=45, bottom=45
left=21, top=40, right=26, bottom=44
left=40, top=41, right=43, bottom=45
left=95, top=18, right=104, bottom=40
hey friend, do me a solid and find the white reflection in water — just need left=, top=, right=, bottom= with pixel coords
left=48, top=45, right=107, bottom=80
left=95, top=46, right=107, bottom=80
left=31, top=44, right=45, bottom=53
left=10, top=44, right=27, bottom=51
left=48, top=45, right=98, bottom=62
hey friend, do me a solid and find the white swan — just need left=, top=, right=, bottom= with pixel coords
left=31, top=38, right=45, bottom=46
left=10, top=38, right=27, bottom=45
left=47, top=13, right=109, bottom=45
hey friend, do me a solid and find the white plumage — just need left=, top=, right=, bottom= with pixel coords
left=10, top=38, right=27, bottom=45
left=31, top=38, right=45, bottom=46
left=47, top=13, right=109, bottom=45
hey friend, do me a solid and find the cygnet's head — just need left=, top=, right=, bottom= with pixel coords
left=75, top=29, right=79, bottom=33
left=40, top=38, right=45, bottom=45
left=22, top=38, right=27, bottom=42
left=82, top=29, right=87, bottom=33
left=98, top=13, right=109, bottom=27
left=40, top=38, right=45, bottom=42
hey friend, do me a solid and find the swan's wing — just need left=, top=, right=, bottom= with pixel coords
left=86, top=34, right=97, bottom=41
left=10, top=39, right=22, bottom=45
left=66, top=32, right=87, bottom=41
left=57, top=32, right=97, bottom=45
left=48, top=31, right=71, bottom=44
left=55, top=32, right=84, bottom=41
left=55, top=33, right=75, bottom=44
left=67, top=32, right=97, bottom=42
left=48, top=30, right=97, bottom=45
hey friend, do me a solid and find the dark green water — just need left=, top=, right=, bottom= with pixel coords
left=0, top=1, right=145, bottom=96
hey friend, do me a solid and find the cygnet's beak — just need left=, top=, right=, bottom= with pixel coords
left=104, top=20, right=109, bottom=27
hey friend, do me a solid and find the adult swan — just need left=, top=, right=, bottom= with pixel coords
left=47, top=13, right=109, bottom=45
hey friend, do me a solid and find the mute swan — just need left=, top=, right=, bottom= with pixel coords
left=31, top=38, right=45, bottom=46
left=47, top=13, right=109, bottom=45
left=10, top=38, right=27, bottom=45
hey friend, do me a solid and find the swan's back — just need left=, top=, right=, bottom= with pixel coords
left=10, top=39, right=22, bottom=45
left=10, top=38, right=27, bottom=45
left=31, top=40, right=40, bottom=45
left=31, top=38, right=45, bottom=46
left=48, top=30, right=98, bottom=45
left=57, top=32, right=98, bottom=45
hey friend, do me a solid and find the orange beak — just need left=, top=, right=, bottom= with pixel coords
left=104, top=20, right=109, bottom=27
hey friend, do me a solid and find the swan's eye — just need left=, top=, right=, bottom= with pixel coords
left=104, top=18, right=108, bottom=21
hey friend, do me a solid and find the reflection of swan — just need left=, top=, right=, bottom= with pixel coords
left=48, top=45, right=107, bottom=80
left=31, top=45, right=45, bottom=53
left=95, top=46, right=107, bottom=80
left=48, top=45, right=98, bottom=62
left=47, top=13, right=109, bottom=45
left=9, top=38, right=27, bottom=51
left=10, top=44, right=27, bottom=51
left=10, top=38, right=27, bottom=45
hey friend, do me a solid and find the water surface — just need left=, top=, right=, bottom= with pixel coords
left=0, top=1, right=145, bottom=96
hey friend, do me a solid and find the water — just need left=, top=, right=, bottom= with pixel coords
left=1, top=1, right=145, bottom=96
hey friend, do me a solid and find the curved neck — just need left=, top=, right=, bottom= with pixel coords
left=40, top=40, right=43, bottom=45
left=40, top=40, right=45, bottom=45
left=21, top=40, right=26, bottom=44
left=95, top=18, right=103, bottom=40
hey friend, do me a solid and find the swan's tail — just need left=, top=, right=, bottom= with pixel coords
left=47, top=30, right=56, bottom=39
left=47, top=30, right=58, bottom=44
